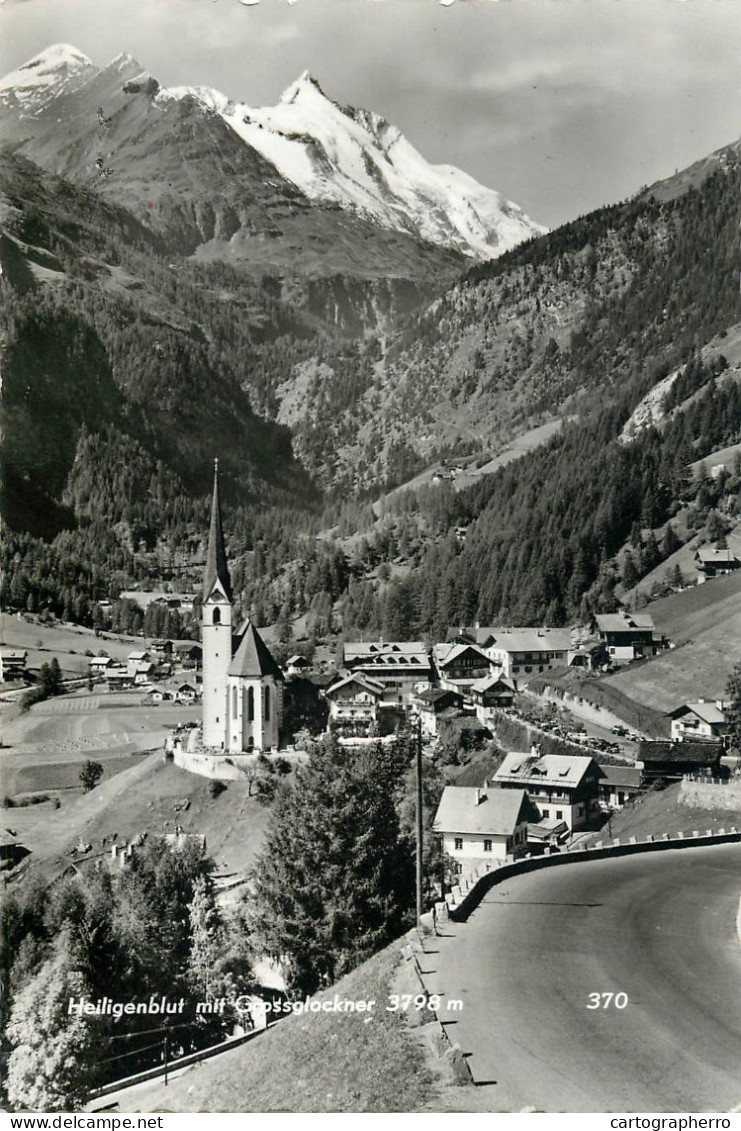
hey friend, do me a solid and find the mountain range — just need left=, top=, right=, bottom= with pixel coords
left=1, top=42, right=740, bottom=629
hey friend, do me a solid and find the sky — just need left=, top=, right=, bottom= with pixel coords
left=1, top=0, right=741, bottom=229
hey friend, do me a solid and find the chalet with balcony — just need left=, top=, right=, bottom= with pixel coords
left=0, top=649, right=27, bottom=683
left=593, top=611, right=665, bottom=662
left=695, top=547, right=739, bottom=582
left=667, top=700, right=728, bottom=742
left=432, top=642, right=496, bottom=695
left=492, top=750, right=601, bottom=831
left=324, top=672, right=384, bottom=735
left=483, top=628, right=571, bottom=681
left=469, top=674, right=516, bottom=723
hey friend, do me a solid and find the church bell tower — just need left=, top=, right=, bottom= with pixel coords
left=202, top=460, right=232, bottom=749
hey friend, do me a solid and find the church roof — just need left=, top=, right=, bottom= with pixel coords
left=229, top=621, right=283, bottom=681
left=203, top=462, right=232, bottom=602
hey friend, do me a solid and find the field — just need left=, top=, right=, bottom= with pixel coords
left=0, top=612, right=140, bottom=677
left=603, top=569, right=741, bottom=711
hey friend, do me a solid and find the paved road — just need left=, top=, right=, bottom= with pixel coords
left=429, top=844, right=741, bottom=1112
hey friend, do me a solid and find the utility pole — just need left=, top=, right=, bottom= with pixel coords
left=415, top=712, right=423, bottom=928
left=163, top=1021, right=170, bottom=1087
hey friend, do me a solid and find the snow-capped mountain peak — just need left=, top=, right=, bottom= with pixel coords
left=177, top=71, right=546, bottom=260
left=0, top=44, right=97, bottom=113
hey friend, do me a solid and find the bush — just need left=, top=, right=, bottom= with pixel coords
left=79, top=761, right=104, bottom=792
left=209, top=780, right=227, bottom=799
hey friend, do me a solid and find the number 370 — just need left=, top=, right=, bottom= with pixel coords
left=587, top=992, right=628, bottom=1009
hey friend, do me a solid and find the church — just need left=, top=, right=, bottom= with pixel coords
left=201, top=463, right=283, bottom=753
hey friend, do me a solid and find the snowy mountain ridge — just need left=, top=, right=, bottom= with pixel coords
left=164, top=70, right=546, bottom=260
left=0, top=45, right=546, bottom=261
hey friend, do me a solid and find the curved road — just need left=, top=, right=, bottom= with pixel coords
left=430, top=844, right=741, bottom=1112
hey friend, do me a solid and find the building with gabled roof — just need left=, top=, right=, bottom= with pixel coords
left=202, top=462, right=283, bottom=753
left=433, top=785, right=531, bottom=864
left=414, top=687, right=465, bottom=736
left=342, top=640, right=431, bottom=707
left=593, top=610, right=665, bottom=661
left=667, top=700, right=728, bottom=742
left=636, top=740, right=723, bottom=782
left=492, top=749, right=601, bottom=830
left=432, top=641, right=495, bottom=693
left=694, top=546, right=739, bottom=581
left=480, top=627, right=571, bottom=681
left=324, top=672, right=384, bottom=735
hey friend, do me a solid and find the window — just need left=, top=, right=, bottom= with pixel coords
left=232, top=686, right=238, bottom=718
left=247, top=687, right=254, bottom=722
left=213, top=608, right=221, bottom=625
left=541, top=808, right=550, bottom=817
left=454, top=837, right=463, bottom=851
left=265, top=685, right=271, bottom=721
left=483, top=839, right=492, bottom=853
left=556, top=810, right=563, bottom=819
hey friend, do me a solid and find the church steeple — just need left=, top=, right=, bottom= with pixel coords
left=203, top=459, right=231, bottom=602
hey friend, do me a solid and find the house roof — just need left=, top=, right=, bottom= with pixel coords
left=203, top=462, right=232, bottom=603
left=595, top=764, right=643, bottom=789
left=435, top=642, right=492, bottom=669
left=0, top=649, right=27, bottom=661
left=696, top=547, right=738, bottom=565
left=487, top=628, right=572, bottom=653
left=228, top=622, right=283, bottom=681
left=594, top=612, right=654, bottom=633
left=90, top=655, right=112, bottom=665
left=470, top=675, right=515, bottom=694
left=286, top=654, right=309, bottom=666
left=343, top=643, right=429, bottom=670
left=128, top=650, right=149, bottom=660
left=433, top=787, right=529, bottom=836
left=637, top=741, right=722, bottom=765
left=325, top=672, right=384, bottom=698
left=667, top=701, right=726, bottom=725
left=527, top=818, right=569, bottom=841
left=494, top=751, right=595, bottom=788
left=416, top=687, right=463, bottom=707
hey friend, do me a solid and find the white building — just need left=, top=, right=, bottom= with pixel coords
left=492, top=750, right=601, bottom=831
left=202, top=463, right=283, bottom=753
left=667, top=700, right=728, bottom=742
left=433, top=785, right=530, bottom=866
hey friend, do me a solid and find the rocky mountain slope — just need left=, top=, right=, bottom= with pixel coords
left=169, top=71, right=545, bottom=260
left=0, top=45, right=541, bottom=334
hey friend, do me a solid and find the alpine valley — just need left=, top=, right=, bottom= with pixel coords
left=1, top=44, right=741, bottom=635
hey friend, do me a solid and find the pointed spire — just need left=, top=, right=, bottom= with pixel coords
left=203, top=459, right=231, bottom=602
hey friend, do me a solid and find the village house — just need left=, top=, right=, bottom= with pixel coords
left=414, top=687, right=465, bottom=737
left=433, top=785, right=531, bottom=867
left=284, top=654, right=311, bottom=678
left=0, top=649, right=28, bottom=683
left=143, top=685, right=172, bottom=704
left=593, top=611, right=665, bottom=662
left=694, top=547, right=740, bottom=582
left=595, top=764, right=644, bottom=810
left=88, top=655, right=112, bottom=678
left=342, top=641, right=431, bottom=708
left=133, top=661, right=155, bottom=686
left=492, top=749, right=602, bottom=831
left=175, top=682, right=199, bottom=704
left=469, top=674, right=516, bottom=724
left=323, top=672, right=384, bottom=735
left=432, top=641, right=497, bottom=696
left=126, top=650, right=151, bottom=678
left=105, top=666, right=134, bottom=691
left=667, top=700, right=728, bottom=742
left=477, top=628, right=571, bottom=681
left=636, top=740, right=724, bottom=782
left=173, top=642, right=203, bottom=668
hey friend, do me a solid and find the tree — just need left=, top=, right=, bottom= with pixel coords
left=5, top=933, right=105, bottom=1111
left=247, top=736, right=413, bottom=994
left=725, top=662, right=741, bottom=754
left=621, top=551, right=639, bottom=591
left=79, top=760, right=104, bottom=792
